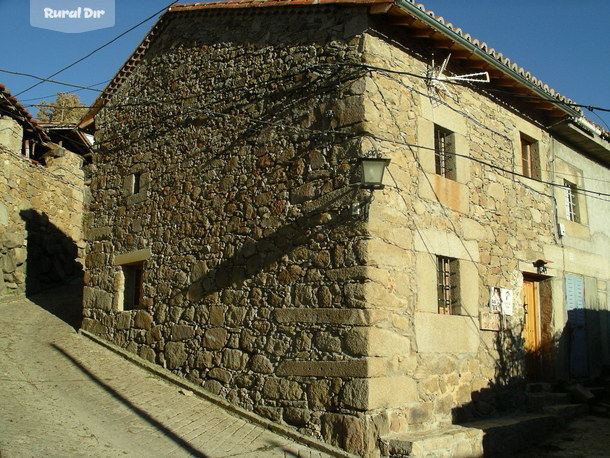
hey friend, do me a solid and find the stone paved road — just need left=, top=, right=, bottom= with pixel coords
left=516, top=414, right=610, bottom=458
left=0, top=290, right=335, bottom=457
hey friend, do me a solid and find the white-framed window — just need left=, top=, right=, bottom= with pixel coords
left=564, top=179, right=580, bottom=223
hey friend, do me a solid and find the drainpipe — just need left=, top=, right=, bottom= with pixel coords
left=573, top=117, right=603, bottom=137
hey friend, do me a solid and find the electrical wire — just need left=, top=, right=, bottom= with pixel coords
left=18, top=80, right=111, bottom=103
left=0, top=69, right=104, bottom=93
left=4, top=61, right=610, bottom=128
left=15, top=1, right=180, bottom=97
left=3, top=60, right=609, bottom=200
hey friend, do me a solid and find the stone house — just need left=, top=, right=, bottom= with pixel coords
left=1, top=83, right=89, bottom=299
left=79, top=0, right=610, bottom=455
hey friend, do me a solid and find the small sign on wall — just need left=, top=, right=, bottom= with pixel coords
left=480, top=311, right=501, bottom=331
left=489, top=287, right=514, bottom=316
left=501, top=289, right=514, bottom=316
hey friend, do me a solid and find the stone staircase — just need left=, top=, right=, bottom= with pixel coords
left=379, top=425, right=484, bottom=458
left=379, top=383, right=590, bottom=457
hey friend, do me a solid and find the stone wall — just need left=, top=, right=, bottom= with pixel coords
left=0, top=141, right=86, bottom=299
left=356, top=27, right=564, bottom=432
left=84, top=6, right=386, bottom=455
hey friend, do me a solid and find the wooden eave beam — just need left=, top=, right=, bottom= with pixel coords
left=448, top=50, right=473, bottom=59
left=388, top=16, right=416, bottom=26
left=430, top=39, right=457, bottom=50
left=369, top=3, right=393, bottom=15
left=408, top=27, right=437, bottom=38
left=494, top=78, right=520, bottom=88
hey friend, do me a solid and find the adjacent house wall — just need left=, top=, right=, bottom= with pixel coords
left=548, top=138, right=610, bottom=379
left=0, top=139, right=86, bottom=299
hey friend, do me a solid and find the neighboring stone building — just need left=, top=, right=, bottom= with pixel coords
left=79, top=0, right=610, bottom=455
left=0, top=83, right=89, bottom=299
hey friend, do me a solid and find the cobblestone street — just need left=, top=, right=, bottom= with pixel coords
left=516, top=414, right=610, bottom=458
left=0, top=288, right=339, bottom=457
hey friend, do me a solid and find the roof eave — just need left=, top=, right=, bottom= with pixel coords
left=392, top=0, right=582, bottom=120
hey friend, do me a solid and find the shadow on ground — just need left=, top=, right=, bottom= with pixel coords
left=20, top=209, right=84, bottom=329
left=51, top=343, right=209, bottom=458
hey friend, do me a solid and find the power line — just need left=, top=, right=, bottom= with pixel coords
left=0, top=69, right=104, bottom=93
left=87, top=90, right=610, bottom=201
left=4, top=61, right=608, bottom=199
left=18, top=80, right=111, bottom=103
left=15, top=1, right=179, bottom=97
left=6, top=62, right=610, bottom=121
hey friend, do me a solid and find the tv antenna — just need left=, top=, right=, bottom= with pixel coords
left=428, top=53, right=490, bottom=100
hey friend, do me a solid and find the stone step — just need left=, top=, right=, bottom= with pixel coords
left=466, top=413, right=560, bottom=457
left=379, top=425, right=484, bottom=457
left=525, top=382, right=553, bottom=393
left=543, top=402, right=590, bottom=422
left=526, top=392, right=570, bottom=412
left=379, top=402, right=589, bottom=457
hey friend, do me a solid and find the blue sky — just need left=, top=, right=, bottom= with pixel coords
left=0, top=0, right=608, bottom=128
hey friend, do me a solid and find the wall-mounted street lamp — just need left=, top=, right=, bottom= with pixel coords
left=358, top=157, right=391, bottom=190
left=352, top=157, right=391, bottom=220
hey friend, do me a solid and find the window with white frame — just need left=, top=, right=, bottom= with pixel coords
left=564, top=179, right=580, bottom=223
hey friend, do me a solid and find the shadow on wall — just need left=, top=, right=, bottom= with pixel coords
left=20, top=209, right=84, bottom=328
left=179, top=187, right=358, bottom=304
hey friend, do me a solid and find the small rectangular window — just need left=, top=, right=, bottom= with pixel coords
left=122, top=263, right=143, bottom=310
left=521, top=135, right=540, bottom=179
left=132, top=172, right=142, bottom=194
left=434, top=125, right=456, bottom=180
left=564, top=180, right=580, bottom=223
left=437, top=256, right=459, bottom=314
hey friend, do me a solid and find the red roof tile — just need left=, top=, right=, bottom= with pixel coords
left=169, top=0, right=392, bottom=12
left=0, top=83, right=50, bottom=142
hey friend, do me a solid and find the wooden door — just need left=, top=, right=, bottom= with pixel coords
left=523, top=278, right=541, bottom=379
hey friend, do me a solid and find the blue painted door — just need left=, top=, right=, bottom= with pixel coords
left=565, top=274, right=588, bottom=378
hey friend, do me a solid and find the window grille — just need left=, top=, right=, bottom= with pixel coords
left=434, top=125, right=456, bottom=179
left=437, top=256, right=457, bottom=314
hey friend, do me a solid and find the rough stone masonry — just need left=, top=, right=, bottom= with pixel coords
left=83, top=4, right=566, bottom=456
